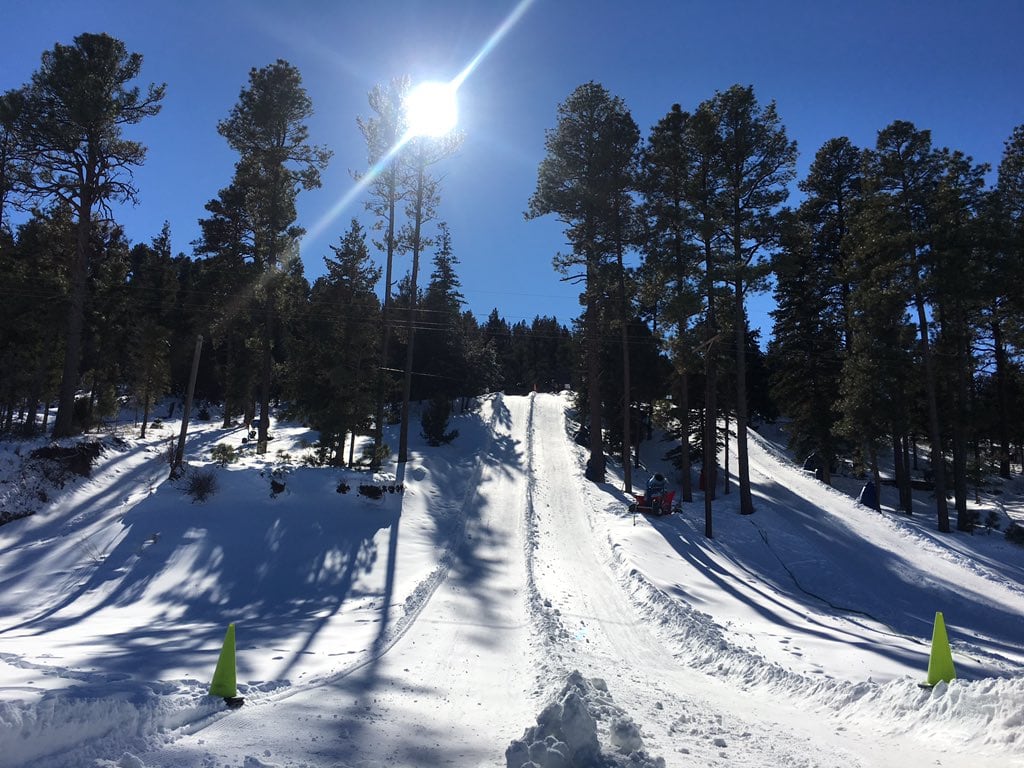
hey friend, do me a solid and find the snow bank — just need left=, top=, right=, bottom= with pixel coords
left=506, top=671, right=666, bottom=768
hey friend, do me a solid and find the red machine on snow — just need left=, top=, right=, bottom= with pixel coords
left=630, top=489, right=677, bottom=517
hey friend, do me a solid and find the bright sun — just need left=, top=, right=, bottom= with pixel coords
left=404, top=80, right=458, bottom=138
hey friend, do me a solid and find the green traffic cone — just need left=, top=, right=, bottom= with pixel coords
left=923, top=611, right=956, bottom=687
left=209, top=623, right=238, bottom=698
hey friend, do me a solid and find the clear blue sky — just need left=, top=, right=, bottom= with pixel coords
left=4, top=0, right=1023, bottom=338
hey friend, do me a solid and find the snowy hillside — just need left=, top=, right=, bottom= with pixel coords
left=0, top=392, right=1022, bottom=768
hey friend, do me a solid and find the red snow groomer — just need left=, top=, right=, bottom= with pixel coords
left=629, top=473, right=678, bottom=521
left=630, top=488, right=677, bottom=518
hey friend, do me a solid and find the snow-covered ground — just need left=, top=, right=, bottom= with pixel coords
left=0, top=392, right=1022, bottom=767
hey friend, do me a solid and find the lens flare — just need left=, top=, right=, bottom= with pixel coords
left=300, top=0, right=536, bottom=254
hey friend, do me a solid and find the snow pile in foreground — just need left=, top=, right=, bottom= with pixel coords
left=0, top=679, right=223, bottom=768
left=506, top=671, right=665, bottom=768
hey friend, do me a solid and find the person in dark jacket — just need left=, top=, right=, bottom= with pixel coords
left=646, top=472, right=666, bottom=503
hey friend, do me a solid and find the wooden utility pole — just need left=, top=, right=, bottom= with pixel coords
left=171, top=335, right=203, bottom=477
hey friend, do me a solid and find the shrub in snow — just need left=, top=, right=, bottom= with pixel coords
left=30, top=440, right=103, bottom=481
left=355, top=483, right=404, bottom=499
left=1006, top=522, right=1024, bottom=547
left=361, top=441, right=391, bottom=466
left=186, top=468, right=218, bottom=502
left=421, top=395, right=459, bottom=446
left=210, top=443, right=238, bottom=466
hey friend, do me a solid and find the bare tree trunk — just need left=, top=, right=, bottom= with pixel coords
left=140, top=385, right=151, bottom=439
left=913, top=294, right=949, bottom=532
left=617, top=246, right=632, bottom=493
left=221, top=336, right=234, bottom=429
left=992, top=320, right=1011, bottom=478
left=734, top=283, right=754, bottom=515
left=703, top=249, right=716, bottom=537
left=722, top=409, right=730, bottom=495
left=257, top=313, right=272, bottom=454
left=585, top=285, right=605, bottom=482
left=893, top=434, right=912, bottom=514
left=580, top=236, right=607, bottom=482
left=372, top=187, right=399, bottom=469
left=398, top=159, right=427, bottom=464
left=53, top=199, right=92, bottom=438
left=678, top=369, right=692, bottom=502
left=952, top=333, right=971, bottom=531
left=869, top=442, right=882, bottom=512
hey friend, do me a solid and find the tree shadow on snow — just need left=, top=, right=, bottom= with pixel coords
left=4, top=465, right=398, bottom=685
left=646, top=473, right=1024, bottom=680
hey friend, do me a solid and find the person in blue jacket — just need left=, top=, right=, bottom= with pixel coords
left=646, top=472, right=666, bottom=507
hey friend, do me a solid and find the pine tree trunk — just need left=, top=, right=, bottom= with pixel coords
left=221, top=337, right=233, bottom=428
left=53, top=198, right=92, bottom=438
left=679, top=370, right=692, bottom=503
left=734, top=283, right=754, bottom=514
left=892, top=434, right=904, bottom=508
left=869, top=443, right=882, bottom=512
left=722, top=409, right=730, bottom=495
left=399, top=160, right=427, bottom=465
left=585, top=280, right=605, bottom=482
left=913, top=294, right=950, bottom=532
left=371, top=190, right=398, bottom=470
left=993, top=320, right=1011, bottom=478
left=617, top=243, right=631, bottom=493
left=893, top=434, right=912, bottom=514
left=902, top=436, right=912, bottom=515
left=140, top=385, right=151, bottom=439
left=258, top=316, right=272, bottom=454
left=703, top=247, right=716, bottom=536
left=952, top=372, right=971, bottom=532
left=23, top=352, right=47, bottom=436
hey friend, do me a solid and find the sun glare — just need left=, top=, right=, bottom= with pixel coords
left=300, top=0, right=535, bottom=252
left=405, top=80, right=459, bottom=138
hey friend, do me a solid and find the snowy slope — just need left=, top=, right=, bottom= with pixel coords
left=0, top=392, right=1022, bottom=767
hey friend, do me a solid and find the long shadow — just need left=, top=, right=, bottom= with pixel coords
left=4, top=408, right=512, bottom=767
left=644, top=472, right=1024, bottom=679
left=0, top=436, right=185, bottom=626
left=0, top=422, right=260, bottom=628
left=263, top=395, right=525, bottom=765
left=648, top=515, right=931, bottom=674
left=3, top=466, right=397, bottom=686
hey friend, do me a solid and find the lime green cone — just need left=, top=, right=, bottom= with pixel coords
left=209, top=623, right=238, bottom=698
left=924, top=612, right=956, bottom=687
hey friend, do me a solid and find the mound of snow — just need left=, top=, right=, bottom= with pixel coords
left=506, top=671, right=665, bottom=768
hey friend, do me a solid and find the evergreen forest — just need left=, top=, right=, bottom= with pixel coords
left=2, top=34, right=1023, bottom=537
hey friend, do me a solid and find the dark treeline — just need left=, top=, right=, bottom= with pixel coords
left=2, top=34, right=1023, bottom=536
left=528, top=81, right=1024, bottom=537
left=0, top=34, right=574, bottom=471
